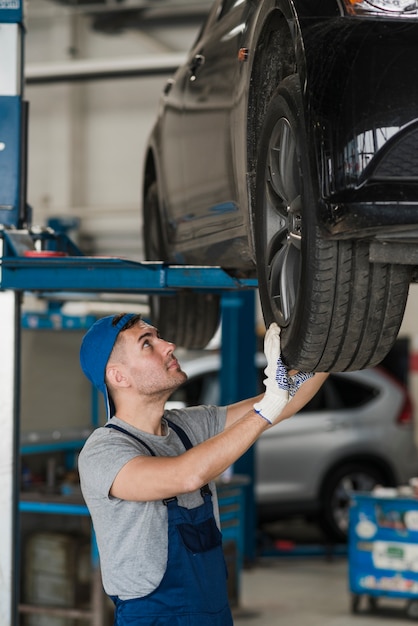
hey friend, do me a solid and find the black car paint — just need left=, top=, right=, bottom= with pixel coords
left=145, top=1, right=418, bottom=269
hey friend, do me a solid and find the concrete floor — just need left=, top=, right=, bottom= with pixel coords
left=232, top=520, right=416, bottom=626
left=233, top=557, right=414, bottom=626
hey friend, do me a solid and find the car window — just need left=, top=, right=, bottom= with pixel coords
left=217, top=0, right=245, bottom=20
left=188, top=0, right=226, bottom=49
left=172, top=368, right=378, bottom=413
left=298, top=375, right=378, bottom=413
left=170, top=372, right=220, bottom=406
left=327, top=375, right=378, bottom=408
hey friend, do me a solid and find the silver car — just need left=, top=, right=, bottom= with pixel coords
left=169, top=351, right=418, bottom=542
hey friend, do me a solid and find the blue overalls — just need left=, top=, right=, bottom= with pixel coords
left=106, top=420, right=233, bottom=626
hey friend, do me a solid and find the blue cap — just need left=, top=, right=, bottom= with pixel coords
left=80, top=313, right=135, bottom=419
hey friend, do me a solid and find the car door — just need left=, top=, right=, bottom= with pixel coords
left=179, top=0, right=254, bottom=241
left=255, top=372, right=379, bottom=506
left=157, top=69, right=189, bottom=234
left=256, top=408, right=341, bottom=504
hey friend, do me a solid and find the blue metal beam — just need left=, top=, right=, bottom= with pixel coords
left=0, top=228, right=257, bottom=294
left=0, top=257, right=257, bottom=293
left=19, top=501, right=89, bottom=516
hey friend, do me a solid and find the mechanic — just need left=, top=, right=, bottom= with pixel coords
left=78, top=313, right=328, bottom=626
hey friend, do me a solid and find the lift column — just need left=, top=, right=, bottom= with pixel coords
left=220, top=290, right=257, bottom=562
left=0, top=291, right=21, bottom=626
left=0, top=0, right=25, bottom=622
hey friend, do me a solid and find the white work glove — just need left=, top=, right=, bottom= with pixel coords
left=253, top=323, right=289, bottom=424
left=288, top=370, right=315, bottom=398
left=253, top=323, right=314, bottom=424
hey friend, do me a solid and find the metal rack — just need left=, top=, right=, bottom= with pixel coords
left=0, top=225, right=258, bottom=625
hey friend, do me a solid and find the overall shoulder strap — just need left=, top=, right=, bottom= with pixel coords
left=106, top=420, right=211, bottom=498
left=105, top=423, right=156, bottom=456
left=165, top=418, right=193, bottom=450
left=165, top=418, right=212, bottom=497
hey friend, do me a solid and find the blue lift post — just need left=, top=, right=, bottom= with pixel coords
left=0, top=227, right=259, bottom=624
left=221, top=290, right=257, bottom=563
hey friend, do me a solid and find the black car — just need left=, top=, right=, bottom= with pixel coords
left=143, top=0, right=418, bottom=372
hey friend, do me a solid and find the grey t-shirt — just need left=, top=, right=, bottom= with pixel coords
left=78, top=405, right=227, bottom=600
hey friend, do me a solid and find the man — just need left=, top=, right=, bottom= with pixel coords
left=78, top=313, right=327, bottom=625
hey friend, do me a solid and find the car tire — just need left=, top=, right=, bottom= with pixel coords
left=350, top=594, right=361, bottom=614
left=143, top=182, right=221, bottom=348
left=319, top=461, right=389, bottom=543
left=254, top=74, right=412, bottom=372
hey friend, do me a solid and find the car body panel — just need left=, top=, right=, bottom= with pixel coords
left=180, top=3, right=249, bottom=237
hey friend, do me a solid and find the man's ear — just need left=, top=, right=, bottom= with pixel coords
left=106, top=365, right=130, bottom=389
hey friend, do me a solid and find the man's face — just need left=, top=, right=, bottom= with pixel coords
left=110, top=320, right=187, bottom=397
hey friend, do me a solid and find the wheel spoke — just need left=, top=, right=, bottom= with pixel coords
left=269, top=119, right=298, bottom=203
left=265, top=178, right=287, bottom=238
left=263, top=116, right=303, bottom=326
left=331, top=484, right=352, bottom=533
left=268, top=240, right=300, bottom=325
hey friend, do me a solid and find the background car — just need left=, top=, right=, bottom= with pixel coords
left=143, top=0, right=418, bottom=373
left=168, top=350, right=418, bottom=542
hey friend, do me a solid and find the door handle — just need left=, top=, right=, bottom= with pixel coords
left=189, top=54, right=205, bottom=80
left=163, top=78, right=175, bottom=96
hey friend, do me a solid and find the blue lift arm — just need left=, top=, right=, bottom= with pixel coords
left=0, top=228, right=257, bottom=293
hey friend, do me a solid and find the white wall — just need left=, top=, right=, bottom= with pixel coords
left=20, top=0, right=201, bottom=433
left=25, top=0, right=197, bottom=259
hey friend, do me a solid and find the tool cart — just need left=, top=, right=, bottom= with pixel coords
left=349, top=491, right=418, bottom=619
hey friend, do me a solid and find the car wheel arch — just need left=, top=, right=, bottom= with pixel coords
left=318, top=454, right=397, bottom=499
left=143, top=181, right=221, bottom=348
left=143, top=147, right=157, bottom=202
left=317, top=454, right=397, bottom=541
left=142, top=148, right=174, bottom=263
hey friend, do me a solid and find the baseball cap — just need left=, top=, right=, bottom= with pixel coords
left=80, top=313, right=135, bottom=419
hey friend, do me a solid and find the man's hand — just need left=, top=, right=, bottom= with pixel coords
left=253, top=323, right=314, bottom=424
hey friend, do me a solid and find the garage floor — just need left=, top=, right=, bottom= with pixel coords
left=233, top=558, right=414, bottom=625
left=233, top=520, right=415, bottom=626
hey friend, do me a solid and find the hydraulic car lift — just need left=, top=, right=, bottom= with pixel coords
left=0, top=4, right=259, bottom=624
left=0, top=246, right=259, bottom=626
left=0, top=233, right=259, bottom=626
